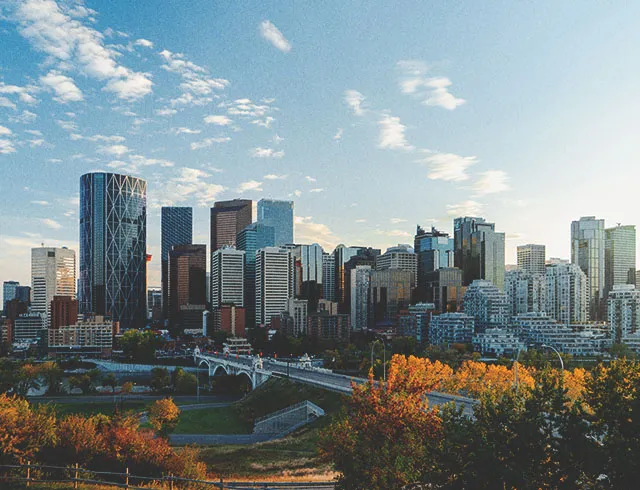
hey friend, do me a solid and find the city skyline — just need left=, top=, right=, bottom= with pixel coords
left=3, top=1, right=640, bottom=299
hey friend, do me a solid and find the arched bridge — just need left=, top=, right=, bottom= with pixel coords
left=193, top=348, right=478, bottom=416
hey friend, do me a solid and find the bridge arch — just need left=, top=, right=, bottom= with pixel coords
left=212, top=364, right=229, bottom=377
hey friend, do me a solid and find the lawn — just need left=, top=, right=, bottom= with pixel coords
left=31, top=400, right=150, bottom=417
left=173, top=406, right=252, bottom=434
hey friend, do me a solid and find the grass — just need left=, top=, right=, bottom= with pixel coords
left=173, top=406, right=252, bottom=434
left=31, top=400, right=150, bottom=417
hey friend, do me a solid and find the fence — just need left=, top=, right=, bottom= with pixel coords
left=0, top=463, right=336, bottom=489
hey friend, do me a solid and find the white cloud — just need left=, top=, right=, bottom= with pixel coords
left=155, top=108, right=177, bottom=117
left=160, top=49, right=229, bottom=107
left=294, top=216, right=341, bottom=250
left=237, top=180, right=263, bottom=193
left=390, top=218, right=407, bottom=224
left=97, top=144, right=130, bottom=156
left=250, top=147, right=284, bottom=158
left=355, top=219, right=367, bottom=223
left=12, top=0, right=153, bottom=100
left=397, top=60, right=465, bottom=110
left=221, top=98, right=276, bottom=119
left=129, top=154, right=174, bottom=168
left=305, top=176, right=317, bottom=182
left=264, top=174, right=287, bottom=180
left=375, top=229, right=412, bottom=238
left=0, top=97, right=17, bottom=109
left=251, top=116, right=275, bottom=128
left=190, top=137, right=230, bottom=150
left=344, top=90, right=365, bottom=116
left=9, top=110, right=37, bottom=124
left=24, top=129, right=42, bottom=136
left=378, top=114, right=413, bottom=151
left=40, top=71, right=83, bottom=103
left=204, top=114, right=232, bottom=126
left=309, top=188, right=324, bottom=193
left=0, top=82, right=39, bottom=105
left=0, top=126, right=12, bottom=136
left=171, top=127, right=201, bottom=135
left=31, top=200, right=50, bottom=205
left=421, top=152, right=477, bottom=181
left=259, top=20, right=292, bottom=53
left=56, top=119, right=78, bottom=132
left=0, top=139, right=17, bottom=154
left=446, top=200, right=484, bottom=217
left=333, top=128, right=343, bottom=140
left=47, top=158, right=62, bottom=163
left=293, top=190, right=302, bottom=197
left=157, top=167, right=226, bottom=207
left=41, top=218, right=62, bottom=229
left=29, top=138, right=45, bottom=147
left=84, top=134, right=126, bottom=143
left=134, top=38, right=153, bottom=48
left=272, top=133, right=284, bottom=144
left=472, top=170, right=509, bottom=196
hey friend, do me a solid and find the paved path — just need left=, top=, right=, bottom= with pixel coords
left=29, top=394, right=239, bottom=404
left=169, top=433, right=274, bottom=445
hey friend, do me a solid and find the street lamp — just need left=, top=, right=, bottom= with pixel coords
left=513, top=345, right=524, bottom=394
left=541, top=344, right=564, bottom=371
left=370, top=339, right=386, bottom=381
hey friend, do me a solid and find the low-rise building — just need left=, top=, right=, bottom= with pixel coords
left=472, top=328, right=526, bottom=357
left=308, top=312, right=350, bottom=342
left=48, top=315, right=114, bottom=357
left=429, top=312, right=475, bottom=346
left=14, top=313, right=45, bottom=341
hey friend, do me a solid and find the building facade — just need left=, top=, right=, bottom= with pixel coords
left=50, top=296, right=78, bottom=329
left=210, top=199, right=252, bottom=251
left=350, top=265, right=372, bottom=331
left=371, top=269, right=414, bottom=327
left=322, top=252, right=336, bottom=302
left=504, top=269, right=546, bottom=317
left=604, top=224, right=636, bottom=298
left=80, top=172, right=147, bottom=330
left=462, top=279, right=509, bottom=332
left=607, top=285, right=640, bottom=343
left=517, top=244, right=546, bottom=275
left=210, top=247, right=245, bottom=309
left=3, top=281, right=19, bottom=311
left=429, top=312, right=475, bottom=346
left=454, top=217, right=505, bottom=290
left=425, top=267, right=464, bottom=313
left=257, top=199, right=294, bottom=246
left=161, top=207, right=193, bottom=319
left=414, top=226, right=454, bottom=301
left=168, top=244, right=207, bottom=329
left=255, top=247, right=294, bottom=326
left=546, top=263, right=588, bottom=324
left=571, top=216, right=605, bottom=320
left=32, top=247, right=76, bottom=327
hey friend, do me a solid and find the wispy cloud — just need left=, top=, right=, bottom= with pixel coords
left=294, top=216, right=341, bottom=250
left=309, top=188, right=324, bottom=193
left=31, top=200, right=50, bottom=205
left=40, top=71, right=83, bottom=103
left=0, top=126, right=12, bottom=136
left=97, top=144, right=130, bottom=157
left=250, top=147, right=284, bottom=158
left=472, top=170, right=509, bottom=196
left=421, top=152, right=477, bottom=181
left=333, top=128, right=343, bottom=141
left=397, top=60, right=465, bottom=110
left=41, top=218, right=62, bottom=230
left=171, top=127, right=201, bottom=135
left=378, top=114, right=413, bottom=151
left=190, top=137, right=231, bottom=150
left=237, top=180, right=263, bottom=193
left=134, top=38, right=153, bottom=48
left=344, top=90, right=365, bottom=116
left=446, top=200, right=484, bottom=217
left=264, top=174, right=288, bottom=180
left=204, top=114, right=232, bottom=126
left=259, top=20, right=292, bottom=53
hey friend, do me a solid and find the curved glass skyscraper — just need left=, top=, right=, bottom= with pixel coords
left=80, top=172, right=147, bottom=330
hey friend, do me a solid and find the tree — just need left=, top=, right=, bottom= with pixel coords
left=173, top=368, right=197, bottom=395
left=148, top=398, right=180, bottom=436
left=68, top=374, right=92, bottom=394
left=120, top=330, right=161, bottom=363
left=39, top=361, right=63, bottom=395
left=320, top=355, right=443, bottom=490
left=14, top=364, right=41, bottom=396
left=102, top=373, right=118, bottom=394
left=150, top=367, right=171, bottom=393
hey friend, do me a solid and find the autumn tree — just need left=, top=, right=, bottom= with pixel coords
left=320, top=355, right=443, bottom=490
left=14, top=363, right=41, bottom=396
left=40, top=361, right=63, bottom=395
left=148, top=397, right=180, bottom=436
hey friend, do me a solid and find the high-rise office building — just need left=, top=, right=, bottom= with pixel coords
left=50, top=295, right=78, bottom=329
left=605, top=224, right=636, bottom=298
left=571, top=216, right=605, bottom=320
left=343, top=247, right=380, bottom=315
left=168, top=244, right=207, bottom=329
left=32, top=247, right=76, bottom=327
left=257, top=199, right=294, bottom=246
left=376, top=244, right=418, bottom=288
left=350, top=265, right=372, bottom=331
left=286, top=298, right=308, bottom=336
left=210, top=247, right=245, bottom=308
left=607, top=285, right=640, bottom=343
left=454, top=217, right=505, bottom=290
left=504, top=269, right=546, bottom=318
left=414, top=226, right=454, bottom=301
left=293, top=244, right=324, bottom=311
left=517, top=244, right=546, bottom=275
left=371, top=269, right=414, bottom=326
left=3, top=281, right=19, bottom=312
left=425, top=267, right=465, bottom=313
left=237, top=223, right=275, bottom=329
left=255, top=247, right=294, bottom=326
left=80, top=172, right=147, bottom=330
left=15, top=286, right=30, bottom=305
left=546, top=263, right=588, bottom=324
left=462, top=279, right=509, bottom=332
left=210, top=199, right=252, bottom=251
left=147, top=287, right=162, bottom=321
left=333, top=245, right=365, bottom=311
left=161, top=207, right=193, bottom=319
left=322, top=252, right=336, bottom=302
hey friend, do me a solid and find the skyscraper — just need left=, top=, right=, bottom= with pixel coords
left=237, top=223, right=275, bottom=329
left=414, top=226, right=454, bottom=300
left=31, top=247, right=76, bottom=327
left=210, top=247, right=245, bottom=308
left=571, top=216, right=605, bottom=320
left=3, top=281, right=19, bottom=311
left=161, top=207, right=193, bottom=319
left=322, top=252, right=336, bottom=302
left=371, top=269, right=414, bottom=327
left=255, top=247, right=294, bottom=326
left=293, top=244, right=324, bottom=311
left=605, top=224, right=636, bottom=298
left=257, top=199, right=294, bottom=246
left=517, top=244, right=546, bottom=275
left=376, top=244, right=418, bottom=288
left=546, top=263, right=588, bottom=324
left=210, top=199, right=252, bottom=251
left=350, top=265, right=372, bottom=331
left=168, top=244, right=207, bottom=329
left=607, top=285, right=640, bottom=343
left=454, top=217, right=505, bottom=290
left=333, top=245, right=365, bottom=310
left=80, top=172, right=147, bottom=330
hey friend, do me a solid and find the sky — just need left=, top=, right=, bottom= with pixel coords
left=2, top=0, right=640, bottom=303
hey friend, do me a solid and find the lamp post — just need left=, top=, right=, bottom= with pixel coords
left=541, top=344, right=564, bottom=371
left=513, top=345, right=524, bottom=394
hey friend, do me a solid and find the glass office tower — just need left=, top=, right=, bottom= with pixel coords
left=605, top=224, right=636, bottom=297
left=257, top=199, right=294, bottom=246
left=571, top=216, right=605, bottom=320
left=80, top=172, right=147, bottom=330
left=161, top=207, right=193, bottom=319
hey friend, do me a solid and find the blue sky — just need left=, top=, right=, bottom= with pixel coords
left=2, top=0, right=640, bottom=300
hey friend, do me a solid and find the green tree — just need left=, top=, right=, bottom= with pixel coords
left=102, top=373, right=118, bottom=394
left=120, top=330, right=161, bottom=363
left=173, top=368, right=197, bottom=395
left=14, top=364, right=41, bottom=396
left=148, top=397, right=180, bottom=436
left=150, top=367, right=171, bottom=393
left=39, top=361, right=63, bottom=395
left=68, top=374, right=92, bottom=394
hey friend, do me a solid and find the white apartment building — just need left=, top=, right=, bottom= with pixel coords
left=31, top=246, right=76, bottom=327
left=211, top=247, right=245, bottom=308
left=256, top=247, right=294, bottom=326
